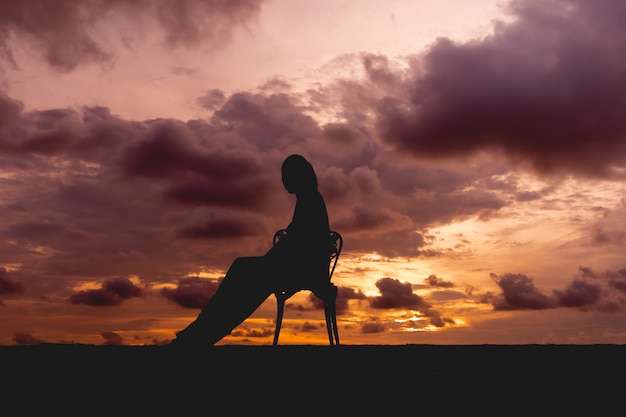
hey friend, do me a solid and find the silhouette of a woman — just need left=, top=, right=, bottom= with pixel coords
left=171, top=154, right=330, bottom=347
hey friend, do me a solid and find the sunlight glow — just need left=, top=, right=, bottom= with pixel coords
left=72, top=281, right=102, bottom=291
left=196, top=269, right=226, bottom=279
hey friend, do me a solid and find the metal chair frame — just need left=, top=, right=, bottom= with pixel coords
left=272, top=229, right=343, bottom=345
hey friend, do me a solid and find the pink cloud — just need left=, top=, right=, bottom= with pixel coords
left=0, top=0, right=266, bottom=72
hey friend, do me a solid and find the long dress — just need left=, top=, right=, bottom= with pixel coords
left=172, top=189, right=330, bottom=346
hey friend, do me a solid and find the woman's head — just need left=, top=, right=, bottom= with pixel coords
left=281, top=154, right=318, bottom=194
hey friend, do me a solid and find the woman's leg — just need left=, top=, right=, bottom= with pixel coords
left=172, top=256, right=273, bottom=346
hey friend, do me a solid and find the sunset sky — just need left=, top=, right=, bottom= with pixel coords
left=1, top=0, right=626, bottom=346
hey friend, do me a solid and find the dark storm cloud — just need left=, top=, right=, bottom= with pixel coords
left=161, top=277, right=220, bottom=308
left=69, top=277, right=142, bottom=306
left=0, top=0, right=265, bottom=72
left=375, top=0, right=626, bottom=177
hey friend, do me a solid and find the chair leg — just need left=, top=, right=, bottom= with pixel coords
left=273, top=294, right=286, bottom=346
left=323, top=287, right=340, bottom=345
left=324, top=302, right=334, bottom=345
left=331, top=305, right=340, bottom=345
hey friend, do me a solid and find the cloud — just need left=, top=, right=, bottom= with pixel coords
left=299, top=321, right=321, bottom=332
left=7, top=221, right=66, bottom=239
left=213, top=92, right=321, bottom=150
left=12, top=332, right=45, bottom=345
left=149, top=0, right=264, bottom=48
left=425, top=274, right=454, bottom=288
left=0, top=0, right=266, bottom=72
left=121, top=119, right=259, bottom=180
left=2, top=0, right=626, bottom=346
left=374, top=0, right=626, bottom=177
left=0, top=0, right=109, bottom=71
left=554, top=279, right=601, bottom=308
left=176, top=209, right=266, bottom=239
left=0, top=85, right=496, bottom=292
left=490, top=273, right=555, bottom=310
left=361, top=319, right=387, bottom=334
left=609, top=271, right=626, bottom=295
left=304, top=285, right=367, bottom=315
left=196, top=89, right=226, bottom=111
left=0, top=268, right=25, bottom=295
left=101, top=331, right=123, bottom=346
left=370, top=277, right=429, bottom=310
left=487, top=269, right=621, bottom=312
left=230, top=326, right=274, bottom=338
left=0, top=92, right=23, bottom=128
left=69, top=277, right=142, bottom=306
left=161, top=277, right=220, bottom=308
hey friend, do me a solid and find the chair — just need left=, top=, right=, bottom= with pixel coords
left=272, top=229, right=343, bottom=345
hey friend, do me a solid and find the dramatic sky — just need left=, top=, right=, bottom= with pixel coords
left=2, top=0, right=626, bottom=346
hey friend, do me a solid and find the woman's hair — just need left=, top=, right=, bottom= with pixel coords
left=282, top=154, right=318, bottom=192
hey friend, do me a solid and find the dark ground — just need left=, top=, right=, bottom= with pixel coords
left=2, top=343, right=623, bottom=415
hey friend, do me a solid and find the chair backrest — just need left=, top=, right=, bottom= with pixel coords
left=273, top=229, right=343, bottom=282
left=328, top=230, right=343, bottom=282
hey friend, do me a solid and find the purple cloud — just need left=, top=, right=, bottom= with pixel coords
left=0, top=268, right=25, bottom=295
left=374, top=0, right=626, bottom=177
left=491, top=273, right=555, bottom=310
left=161, top=277, right=220, bottom=309
left=101, top=331, right=123, bottom=346
left=12, top=332, right=45, bottom=345
left=370, top=277, right=428, bottom=309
